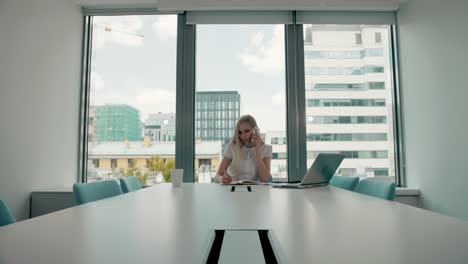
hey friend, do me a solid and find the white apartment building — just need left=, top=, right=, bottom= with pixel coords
left=144, top=112, right=176, bottom=142
left=268, top=24, right=395, bottom=181
left=265, top=131, right=288, bottom=180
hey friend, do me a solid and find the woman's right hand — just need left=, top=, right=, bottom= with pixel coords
left=220, top=175, right=232, bottom=184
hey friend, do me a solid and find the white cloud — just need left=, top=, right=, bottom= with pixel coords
left=93, top=16, right=144, bottom=48
left=91, top=85, right=129, bottom=107
left=136, top=88, right=176, bottom=119
left=89, top=72, right=132, bottom=107
left=272, top=89, right=285, bottom=106
left=90, top=83, right=175, bottom=120
left=90, top=71, right=104, bottom=92
left=251, top=32, right=265, bottom=47
left=237, top=25, right=285, bottom=75
left=152, top=15, right=177, bottom=40
left=89, top=72, right=108, bottom=106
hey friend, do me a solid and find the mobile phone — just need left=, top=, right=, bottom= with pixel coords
left=251, top=129, right=256, bottom=143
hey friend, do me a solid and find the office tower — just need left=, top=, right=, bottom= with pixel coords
left=88, top=105, right=97, bottom=143
left=95, top=104, right=142, bottom=142
left=264, top=131, right=288, bottom=179
left=195, top=91, right=240, bottom=144
left=144, top=112, right=176, bottom=142
left=304, top=24, right=395, bottom=179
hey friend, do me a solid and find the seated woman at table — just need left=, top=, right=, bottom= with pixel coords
left=216, top=114, right=272, bottom=184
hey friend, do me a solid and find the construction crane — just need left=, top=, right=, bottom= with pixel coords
left=96, top=23, right=144, bottom=38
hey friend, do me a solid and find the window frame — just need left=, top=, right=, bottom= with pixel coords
left=79, top=11, right=405, bottom=186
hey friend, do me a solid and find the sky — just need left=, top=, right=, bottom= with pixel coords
left=90, top=15, right=287, bottom=132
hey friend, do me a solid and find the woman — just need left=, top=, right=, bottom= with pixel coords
left=216, top=115, right=272, bottom=184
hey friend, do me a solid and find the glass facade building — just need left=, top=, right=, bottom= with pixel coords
left=195, top=91, right=240, bottom=144
left=95, top=104, right=142, bottom=142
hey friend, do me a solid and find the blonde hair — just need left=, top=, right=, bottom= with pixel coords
left=229, top=115, right=264, bottom=175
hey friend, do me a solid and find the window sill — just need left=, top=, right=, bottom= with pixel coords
left=32, top=186, right=420, bottom=195
left=395, top=187, right=420, bottom=196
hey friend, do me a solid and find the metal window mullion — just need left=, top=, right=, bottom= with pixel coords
left=285, top=21, right=307, bottom=183
left=295, top=24, right=307, bottom=180
left=176, top=13, right=196, bottom=182
left=79, top=16, right=93, bottom=183
left=175, top=14, right=186, bottom=180
left=390, top=24, right=405, bottom=187
left=183, top=24, right=196, bottom=183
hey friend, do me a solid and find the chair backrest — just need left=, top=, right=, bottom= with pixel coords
left=329, top=175, right=360, bottom=191
left=73, top=180, right=123, bottom=205
left=0, top=199, right=16, bottom=227
left=120, top=176, right=142, bottom=193
left=354, top=179, right=396, bottom=201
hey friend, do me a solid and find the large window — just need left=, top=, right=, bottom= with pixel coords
left=81, top=12, right=402, bottom=185
left=195, top=24, right=287, bottom=182
left=303, top=24, right=396, bottom=182
left=85, top=15, right=178, bottom=185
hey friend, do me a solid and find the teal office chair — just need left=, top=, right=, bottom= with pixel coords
left=0, top=199, right=16, bottom=227
left=329, top=175, right=360, bottom=191
left=120, top=176, right=142, bottom=193
left=354, top=179, right=396, bottom=201
left=73, top=180, right=123, bottom=205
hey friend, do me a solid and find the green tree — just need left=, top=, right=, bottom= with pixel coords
left=134, top=169, right=146, bottom=185
left=146, top=155, right=175, bottom=182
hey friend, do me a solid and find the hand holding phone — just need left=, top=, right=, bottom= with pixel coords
left=250, top=129, right=256, bottom=143
left=250, top=129, right=260, bottom=149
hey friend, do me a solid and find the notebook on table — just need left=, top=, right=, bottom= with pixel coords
left=228, top=180, right=259, bottom=185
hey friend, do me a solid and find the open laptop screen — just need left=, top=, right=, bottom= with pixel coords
left=301, top=153, right=345, bottom=185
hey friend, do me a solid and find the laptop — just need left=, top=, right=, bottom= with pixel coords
left=272, top=153, right=345, bottom=189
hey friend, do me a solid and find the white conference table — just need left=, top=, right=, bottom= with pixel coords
left=1, top=183, right=468, bottom=264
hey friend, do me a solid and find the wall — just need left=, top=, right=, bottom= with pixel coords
left=397, top=0, right=468, bottom=220
left=0, top=0, right=82, bottom=220
left=1, top=0, right=467, bottom=221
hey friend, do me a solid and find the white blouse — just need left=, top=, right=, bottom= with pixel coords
left=223, top=143, right=272, bottom=181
